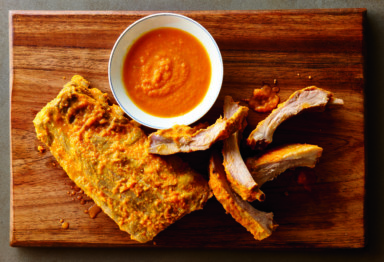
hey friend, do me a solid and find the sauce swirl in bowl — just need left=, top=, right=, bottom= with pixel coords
left=123, top=27, right=211, bottom=118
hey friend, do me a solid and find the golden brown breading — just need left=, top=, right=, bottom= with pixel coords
left=33, top=75, right=211, bottom=243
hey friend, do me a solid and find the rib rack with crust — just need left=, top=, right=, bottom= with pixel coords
left=33, top=75, right=212, bottom=243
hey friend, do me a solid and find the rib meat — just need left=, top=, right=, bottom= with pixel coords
left=247, top=86, right=344, bottom=150
left=148, top=102, right=248, bottom=155
left=246, top=144, right=323, bottom=187
left=33, top=75, right=211, bottom=243
left=222, top=96, right=265, bottom=202
left=209, top=151, right=277, bottom=240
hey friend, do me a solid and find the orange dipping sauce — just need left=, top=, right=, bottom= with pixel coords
left=123, top=27, right=212, bottom=118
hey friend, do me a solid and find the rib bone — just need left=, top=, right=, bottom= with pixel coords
left=247, top=86, right=343, bottom=150
left=246, top=143, right=323, bottom=187
left=222, top=96, right=264, bottom=202
left=209, top=152, right=277, bottom=241
left=148, top=102, right=248, bottom=155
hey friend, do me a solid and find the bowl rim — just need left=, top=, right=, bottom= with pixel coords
left=108, top=12, right=223, bottom=129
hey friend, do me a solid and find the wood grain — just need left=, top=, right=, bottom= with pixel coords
left=10, top=9, right=366, bottom=248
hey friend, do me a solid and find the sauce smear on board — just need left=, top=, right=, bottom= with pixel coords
left=123, top=27, right=211, bottom=118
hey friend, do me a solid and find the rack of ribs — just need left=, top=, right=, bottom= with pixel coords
left=33, top=75, right=212, bottom=243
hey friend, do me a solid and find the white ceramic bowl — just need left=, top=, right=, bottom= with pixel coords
left=108, top=13, right=223, bottom=129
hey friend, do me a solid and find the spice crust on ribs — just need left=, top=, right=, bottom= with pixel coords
left=33, top=75, right=212, bottom=243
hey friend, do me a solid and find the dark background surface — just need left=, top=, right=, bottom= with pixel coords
left=2, top=0, right=383, bottom=261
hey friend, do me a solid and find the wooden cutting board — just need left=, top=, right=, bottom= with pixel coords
left=10, top=9, right=366, bottom=248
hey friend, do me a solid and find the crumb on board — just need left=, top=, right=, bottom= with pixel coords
left=87, top=204, right=102, bottom=219
left=37, top=145, right=45, bottom=153
left=60, top=219, right=69, bottom=229
left=61, top=222, right=69, bottom=229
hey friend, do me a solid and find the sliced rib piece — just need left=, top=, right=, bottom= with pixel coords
left=247, top=86, right=344, bottom=150
left=222, top=96, right=265, bottom=202
left=33, top=75, right=212, bottom=243
left=148, top=102, right=249, bottom=155
left=246, top=143, right=323, bottom=187
left=209, top=152, right=277, bottom=241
